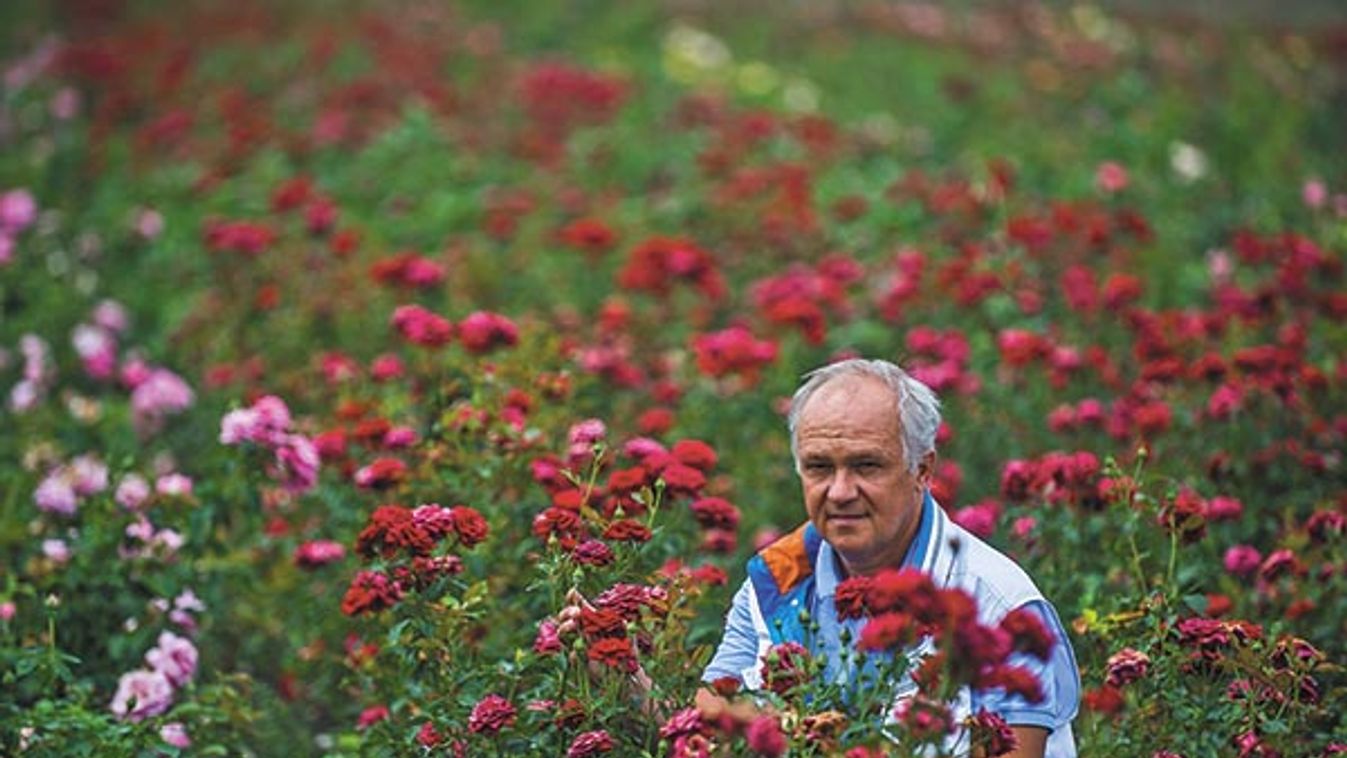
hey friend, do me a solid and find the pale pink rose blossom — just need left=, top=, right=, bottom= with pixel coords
left=131, top=368, right=195, bottom=424
left=42, top=539, right=70, bottom=564
left=125, top=517, right=156, bottom=543
left=273, top=434, right=320, bottom=493
left=169, top=609, right=198, bottom=633
left=0, top=601, right=15, bottom=621
left=34, top=474, right=79, bottom=516
left=1303, top=179, right=1327, bottom=209
left=160, top=722, right=191, bottom=749
left=136, top=209, right=164, bottom=240
left=145, top=631, right=198, bottom=687
left=68, top=454, right=108, bottom=496
left=154, top=529, right=184, bottom=554
left=49, top=86, right=80, bottom=120
left=119, top=355, right=151, bottom=388
left=92, top=300, right=129, bottom=333
left=72, top=323, right=118, bottom=380
left=155, top=473, right=193, bottom=497
left=115, top=474, right=151, bottom=510
left=220, top=395, right=292, bottom=446
left=9, top=379, right=41, bottom=412
left=20, top=334, right=50, bottom=383
left=0, top=189, right=37, bottom=233
left=174, top=589, right=205, bottom=613
left=109, top=669, right=174, bottom=721
left=1095, top=161, right=1129, bottom=193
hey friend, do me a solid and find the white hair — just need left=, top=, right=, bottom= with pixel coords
left=787, top=358, right=941, bottom=473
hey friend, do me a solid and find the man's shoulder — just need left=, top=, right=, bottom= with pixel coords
left=748, top=522, right=822, bottom=596
left=938, top=517, right=1044, bottom=619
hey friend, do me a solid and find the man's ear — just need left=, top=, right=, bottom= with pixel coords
left=915, top=451, right=936, bottom=488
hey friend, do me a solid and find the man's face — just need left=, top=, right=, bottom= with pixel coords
left=795, top=375, right=932, bottom=576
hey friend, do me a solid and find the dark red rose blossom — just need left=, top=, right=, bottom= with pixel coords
left=603, top=519, right=652, bottom=543
left=1158, top=488, right=1209, bottom=543
left=458, top=311, right=519, bottom=354
left=356, top=505, right=432, bottom=557
left=690, top=497, right=740, bottom=529
left=558, top=217, right=618, bottom=254
left=370, top=252, right=446, bottom=289
left=450, top=506, right=489, bottom=547
left=587, top=636, right=639, bottom=673
left=578, top=606, right=626, bottom=639
left=691, top=326, right=778, bottom=382
left=977, top=664, right=1044, bottom=704
left=354, top=457, right=407, bottom=489
left=532, top=507, right=587, bottom=548
left=834, top=576, right=873, bottom=620
left=390, top=304, right=453, bottom=347
left=671, top=439, right=718, bottom=471
left=606, top=466, right=649, bottom=494
left=858, top=611, right=917, bottom=652
left=967, top=709, right=1018, bottom=756
left=571, top=538, right=615, bottom=566
left=416, top=721, right=441, bottom=748
left=356, top=704, right=389, bottom=729
left=341, top=570, right=404, bottom=616
left=1000, top=606, right=1056, bottom=661
left=467, top=694, right=516, bottom=734
left=659, top=463, right=706, bottom=497
left=566, top=729, right=614, bottom=758
left=744, top=715, right=787, bottom=757
left=1082, top=684, right=1124, bottom=714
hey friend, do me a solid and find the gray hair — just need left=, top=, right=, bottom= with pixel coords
left=787, top=358, right=941, bottom=473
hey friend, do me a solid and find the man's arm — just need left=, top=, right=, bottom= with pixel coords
left=998, top=725, right=1048, bottom=758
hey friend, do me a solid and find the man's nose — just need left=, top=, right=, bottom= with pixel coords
left=826, top=468, right=858, bottom=502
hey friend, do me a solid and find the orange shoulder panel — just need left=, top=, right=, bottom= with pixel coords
left=758, top=522, right=814, bottom=593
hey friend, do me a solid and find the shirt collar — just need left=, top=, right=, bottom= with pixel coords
left=816, top=489, right=937, bottom=598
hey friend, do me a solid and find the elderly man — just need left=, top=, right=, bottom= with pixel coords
left=699, top=358, right=1080, bottom=757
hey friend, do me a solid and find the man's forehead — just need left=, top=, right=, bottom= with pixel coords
left=799, top=374, right=897, bottom=416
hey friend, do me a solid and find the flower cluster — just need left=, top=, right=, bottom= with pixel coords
left=219, top=394, right=321, bottom=493
left=109, top=631, right=199, bottom=725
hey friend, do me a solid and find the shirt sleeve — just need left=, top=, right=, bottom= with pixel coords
left=971, top=599, right=1081, bottom=732
left=701, top=579, right=763, bottom=685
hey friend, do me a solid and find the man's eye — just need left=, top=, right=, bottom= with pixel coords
left=855, top=461, right=882, bottom=473
left=804, top=462, right=831, bottom=473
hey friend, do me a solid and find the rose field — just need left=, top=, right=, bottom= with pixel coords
left=2, top=0, right=1346, bottom=755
